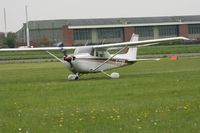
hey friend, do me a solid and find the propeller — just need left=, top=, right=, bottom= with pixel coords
left=62, top=50, right=75, bottom=67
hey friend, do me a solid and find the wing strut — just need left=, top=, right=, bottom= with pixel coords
left=93, top=45, right=128, bottom=71
left=46, top=51, right=65, bottom=64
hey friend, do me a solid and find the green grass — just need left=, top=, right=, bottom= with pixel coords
left=0, top=51, right=63, bottom=60
left=0, top=57, right=200, bottom=133
left=137, top=44, right=200, bottom=55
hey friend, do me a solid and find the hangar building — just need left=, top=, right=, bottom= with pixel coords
left=16, top=15, right=200, bottom=47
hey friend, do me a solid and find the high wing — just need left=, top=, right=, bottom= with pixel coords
left=0, top=36, right=188, bottom=52
left=93, top=37, right=189, bottom=49
left=0, top=46, right=77, bottom=52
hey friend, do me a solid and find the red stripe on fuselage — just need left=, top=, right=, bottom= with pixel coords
left=75, top=57, right=135, bottom=64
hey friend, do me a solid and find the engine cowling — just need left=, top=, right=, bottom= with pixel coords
left=64, top=55, right=75, bottom=62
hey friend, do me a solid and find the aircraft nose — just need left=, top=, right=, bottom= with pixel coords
left=64, top=55, right=76, bottom=62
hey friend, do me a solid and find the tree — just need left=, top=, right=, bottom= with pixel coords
left=4, top=33, right=16, bottom=48
left=0, top=32, right=5, bottom=45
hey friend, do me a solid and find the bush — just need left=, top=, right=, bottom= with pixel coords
left=4, top=35, right=16, bottom=48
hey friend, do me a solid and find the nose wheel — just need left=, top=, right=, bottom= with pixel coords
left=68, top=73, right=80, bottom=80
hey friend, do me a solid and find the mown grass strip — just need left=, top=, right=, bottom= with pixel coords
left=0, top=57, right=200, bottom=132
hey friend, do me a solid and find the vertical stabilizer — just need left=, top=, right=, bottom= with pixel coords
left=114, top=34, right=139, bottom=61
left=130, top=34, right=139, bottom=42
left=126, top=47, right=137, bottom=61
left=126, top=34, right=139, bottom=61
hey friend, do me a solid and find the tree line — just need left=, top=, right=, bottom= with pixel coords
left=0, top=32, right=16, bottom=48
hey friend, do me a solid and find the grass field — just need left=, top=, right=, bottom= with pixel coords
left=0, top=57, right=200, bottom=133
left=137, top=44, right=200, bottom=55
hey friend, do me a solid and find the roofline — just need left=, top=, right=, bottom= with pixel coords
left=68, top=21, right=200, bottom=29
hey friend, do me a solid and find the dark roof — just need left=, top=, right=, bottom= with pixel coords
left=27, top=15, right=200, bottom=30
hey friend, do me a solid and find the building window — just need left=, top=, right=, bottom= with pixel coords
left=159, top=25, right=178, bottom=36
left=135, top=27, right=153, bottom=37
left=97, top=28, right=122, bottom=39
left=189, top=24, right=200, bottom=34
left=74, top=29, right=91, bottom=40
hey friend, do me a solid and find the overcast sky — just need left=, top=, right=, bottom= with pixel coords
left=0, top=0, right=200, bottom=32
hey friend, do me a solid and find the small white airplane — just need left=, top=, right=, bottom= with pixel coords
left=0, top=34, right=188, bottom=80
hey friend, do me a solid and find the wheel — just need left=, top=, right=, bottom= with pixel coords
left=110, top=72, right=120, bottom=79
left=68, top=74, right=79, bottom=80
left=68, top=74, right=76, bottom=80
left=75, top=76, right=79, bottom=80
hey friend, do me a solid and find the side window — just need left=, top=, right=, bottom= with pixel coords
left=93, top=49, right=110, bottom=58
left=90, top=49, right=94, bottom=56
left=96, top=51, right=103, bottom=57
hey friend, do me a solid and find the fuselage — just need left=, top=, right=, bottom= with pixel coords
left=66, top=53, right=135, bottom=74
left=63, top=47, right=137, bottom=74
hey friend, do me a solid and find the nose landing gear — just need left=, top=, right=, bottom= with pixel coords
left=68, top=73, right=79, bottom=80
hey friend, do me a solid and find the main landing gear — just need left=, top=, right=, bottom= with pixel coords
left=101, top=70, right=120, bottom=79
left=67, top=71, right=120, bottom=80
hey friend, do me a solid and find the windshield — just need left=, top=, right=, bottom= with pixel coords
left=74, top=47, right=110, bottom=58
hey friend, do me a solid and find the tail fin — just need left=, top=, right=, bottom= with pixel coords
left=125, top=47, right=137, bottom=61
left=114, top=34, right=139, bottom=61
left=128, top=34, right=160, bottom=62
left=125, top=34, right=138, bottom=61
left=130, top=34, right=139, bottom=42
left=114, top=47, right=137, bottom=61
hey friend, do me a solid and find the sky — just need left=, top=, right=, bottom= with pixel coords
left=0, top=0, right=200, bottom=32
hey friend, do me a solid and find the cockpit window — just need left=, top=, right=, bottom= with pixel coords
left=74, top=47, right=110, bottom=58
left=94, top=50, right=110, bottom=58
left=96, top=51, right=103, bottom=57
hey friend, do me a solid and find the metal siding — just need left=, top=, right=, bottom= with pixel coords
left=21, top=15, right=200, bottom=30
left=16, top=15, right=200, bottom=45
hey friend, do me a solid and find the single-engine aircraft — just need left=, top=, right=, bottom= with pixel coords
left=0, top=35, right=188, bottom=80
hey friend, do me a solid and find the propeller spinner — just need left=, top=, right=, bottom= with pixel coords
left=63, top=50, right=76, bottom=66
